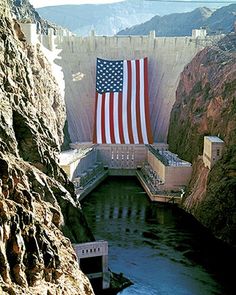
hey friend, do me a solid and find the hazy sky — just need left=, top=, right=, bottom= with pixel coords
left=29, top=0, right=124, bottom=8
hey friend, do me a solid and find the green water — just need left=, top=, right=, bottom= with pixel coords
left=82, top=177, right=235, bottom=295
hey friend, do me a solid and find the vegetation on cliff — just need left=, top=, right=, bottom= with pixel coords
left=0, top=0, right=94, bottom=293
left=168, top=34, right=236, bottom=246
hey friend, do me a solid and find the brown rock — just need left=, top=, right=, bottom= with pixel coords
left=0, top=0, right=95, bottom=294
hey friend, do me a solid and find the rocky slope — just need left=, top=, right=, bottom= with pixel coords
left=168, top=34, right=236, bottom=246
left=118, top=4, right=236, bottom=36
left=0, top=0, right=94, bottom=294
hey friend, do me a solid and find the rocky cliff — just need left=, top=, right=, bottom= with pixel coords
left=0, top=0, right=94, bottom=294
left=168, top=34, right=236, bottom=246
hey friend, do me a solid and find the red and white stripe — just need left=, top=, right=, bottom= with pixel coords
left=93, top=57, right=153, bottom=144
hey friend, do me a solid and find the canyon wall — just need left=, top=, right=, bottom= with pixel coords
left=168, top=34, right=236, bottom=246
left=0, top=0, right=94, bottom=293
left=56, top=32, right=219, bottom=143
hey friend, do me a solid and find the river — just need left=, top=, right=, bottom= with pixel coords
left=81, top=177, right=235, bottom=295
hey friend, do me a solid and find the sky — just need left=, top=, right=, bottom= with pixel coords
left=29, top=0, right=236, bottom=9
left=29, top=0, right=124, bottom=8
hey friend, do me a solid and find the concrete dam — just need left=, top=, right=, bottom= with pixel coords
left=20, top=24, right=223, bottom=202
left=17, top=25, right=221, bottom=202
left=55, top=30, right=218, bottom=143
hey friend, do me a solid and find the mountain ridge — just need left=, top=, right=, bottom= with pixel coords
left=118, top=4, right=236, bottom=36
left=118, top=7, right=213, bottom=36
left=36, top=0, right=230, bottom=36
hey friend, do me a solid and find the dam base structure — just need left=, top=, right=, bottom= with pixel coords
left=59, top=143, right=192, bottom=204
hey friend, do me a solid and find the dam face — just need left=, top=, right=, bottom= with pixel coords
left=55, top=32, right=218, bottom=143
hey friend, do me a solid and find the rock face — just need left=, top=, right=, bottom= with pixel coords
left=0, top=0, right=94, bottom=294
left=168, top=34, right=236, bottom=246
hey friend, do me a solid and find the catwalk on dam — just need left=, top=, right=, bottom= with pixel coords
left=82, top=177, right=235, bottom=295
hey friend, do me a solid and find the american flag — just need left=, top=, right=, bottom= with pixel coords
left=93, top=57, right=153, bottom=144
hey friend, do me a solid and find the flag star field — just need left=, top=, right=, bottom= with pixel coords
left=96, top=59, right=123, bottom=93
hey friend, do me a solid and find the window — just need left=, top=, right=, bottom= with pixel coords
left=216, top=149, right=220, bottom=156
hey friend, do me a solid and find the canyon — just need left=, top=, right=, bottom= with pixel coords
left=0, top=0, right=236, bottom=294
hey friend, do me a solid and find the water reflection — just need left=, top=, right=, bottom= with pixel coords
left=82, top=177, right=235, bottom=295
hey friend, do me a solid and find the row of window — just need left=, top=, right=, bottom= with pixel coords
left=111, top=152, right=135, bottom=160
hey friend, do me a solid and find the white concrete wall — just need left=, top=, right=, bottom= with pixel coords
left=147, top=151, right=166, bottom=181
left=20, top=23, right=38, bottom=46
left=164, top=165, right=192, bottom=190
left=55, top=33, right=219, bottom=143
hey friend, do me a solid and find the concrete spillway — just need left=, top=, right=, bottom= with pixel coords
left=55, top=32, right=219, bottom=143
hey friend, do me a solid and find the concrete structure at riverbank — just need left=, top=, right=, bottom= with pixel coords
left=73, top=241, right=110, bottom=290
left=203, top=136, right=224, bottom=169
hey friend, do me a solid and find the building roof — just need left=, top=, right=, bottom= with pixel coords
left=159, top=150, right=192, bottom=167
left=205, top=136, right=224, bottom=143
